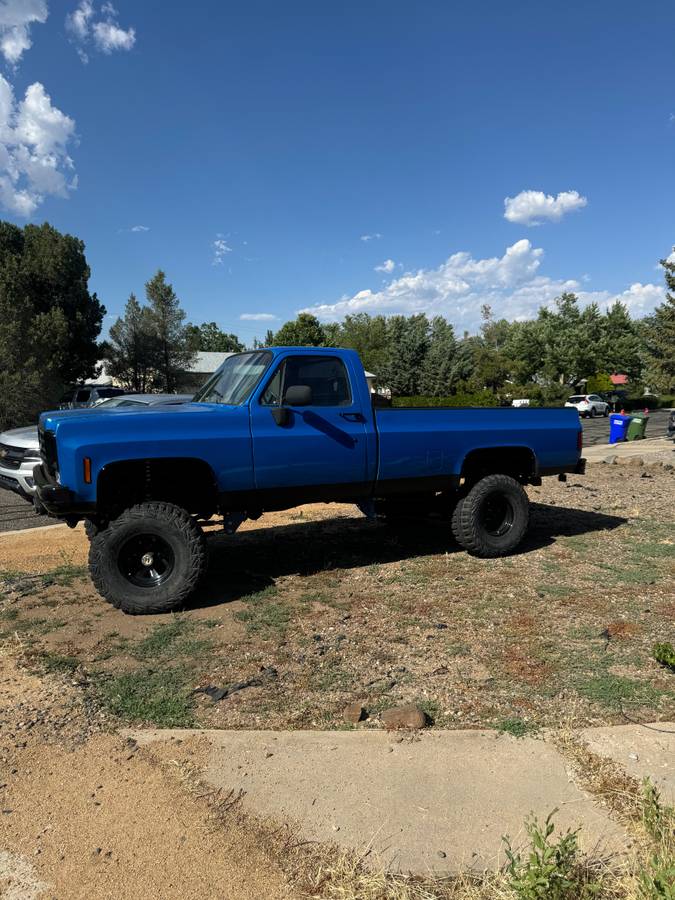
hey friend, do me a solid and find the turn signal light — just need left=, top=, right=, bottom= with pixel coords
left=83, top=457, right=92, bottom=484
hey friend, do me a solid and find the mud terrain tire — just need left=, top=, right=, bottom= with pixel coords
left=451, top=474, right=529, bottom=558
left=89, top=502, right=208, bottom=614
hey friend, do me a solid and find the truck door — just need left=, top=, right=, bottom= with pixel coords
left=250, top=354, right=369, bottom=494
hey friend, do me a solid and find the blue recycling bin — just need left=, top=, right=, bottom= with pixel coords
left=609, top=414, right=632, bottom=443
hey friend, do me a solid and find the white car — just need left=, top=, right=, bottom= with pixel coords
left=565, top=394, right=610, bottom=418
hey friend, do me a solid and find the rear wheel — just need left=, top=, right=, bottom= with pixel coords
left=88, top=502, right=208, bottom=614
left=590, top=407, right=597, bottom=418
left=451, top=474, right=529, bottom=558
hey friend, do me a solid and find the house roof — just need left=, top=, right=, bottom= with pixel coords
left=610, top=373, right=629, bottom=385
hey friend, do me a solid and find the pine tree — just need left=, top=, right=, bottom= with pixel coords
left=106, top=294, right=158, bottom=392
left=419, top=316, right=456, bottom=395
left=145, top=270, right=194, bottom=391
left=644, top=257, right=675, bottom=391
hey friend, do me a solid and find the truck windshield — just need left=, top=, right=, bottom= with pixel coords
left=193, top=351, right=272, bottom=405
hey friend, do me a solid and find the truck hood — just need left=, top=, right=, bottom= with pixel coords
left=0, top=425, right=39, bottom=450
left=39, top=402, right=236, bottom=437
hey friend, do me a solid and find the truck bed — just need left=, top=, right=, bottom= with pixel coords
left=374, top=406, right=582, bottom=486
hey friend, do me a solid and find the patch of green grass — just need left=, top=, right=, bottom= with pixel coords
left=234, top=586, right=292, bottom=637
left=97, top=668, right=194, bottom=727
left=575, top=673, right=662, bottom=708
left=132, top=618, right=213, bottom=661
left=496, top=717, right=539, bottom=739
left=312, top=663, right=351, bottom=692
left=417, top=698, right=440, bottom=724
left=40, top=652, right=80, bottom=674
left=0, top=607, right=19, bottom=622
left=535, top=584, right=572, bottom=598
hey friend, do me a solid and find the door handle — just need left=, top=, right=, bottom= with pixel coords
left=339, top=412, right=365, bottom=422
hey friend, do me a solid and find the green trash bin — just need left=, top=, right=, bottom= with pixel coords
left=626, top=412, right=649, bottom=440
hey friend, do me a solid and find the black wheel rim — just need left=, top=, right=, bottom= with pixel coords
left=118, top=533, right=175, bottom=588
left=480, top=493, right=515, bottom=537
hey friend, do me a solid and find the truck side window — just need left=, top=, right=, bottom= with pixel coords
left=260, top=356, right=352, bottom=407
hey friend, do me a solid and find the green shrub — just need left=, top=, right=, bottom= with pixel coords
left=654, top=643, right=675, bottom=672
left=504, top=809, right=602, bottom=899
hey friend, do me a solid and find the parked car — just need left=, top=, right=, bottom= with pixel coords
left=0, top=427, right=42, bottom=498
left=564, top=394, right=610, bottom=418
left=34, top=347, right=584, bottom=614
left=0, top=394, right=192, bottom=499
left=58, top=386, right=127, bottom=409
left=668, top=408, right=675, bottom=441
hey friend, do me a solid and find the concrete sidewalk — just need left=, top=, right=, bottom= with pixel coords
left=585, top=436, right=674, bottom=464
left=133, top=723, right=675, bottom=874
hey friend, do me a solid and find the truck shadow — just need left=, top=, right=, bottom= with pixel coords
left=190, top=502, right=627, bottom=610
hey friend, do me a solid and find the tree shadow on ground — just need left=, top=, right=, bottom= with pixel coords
left=189, top=502, right=627, bottom=610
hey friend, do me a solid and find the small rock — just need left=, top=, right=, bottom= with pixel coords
left=434, top=623, right=448, bottom=630
left=603, top=455, right=618, bottom=465
left=623, top=456, right=644, bottom=467
left=343, top=701, right=367, bottom=725
left=381, top=703, right=427, bottom=731
left=437, top=850, right=447, bottom=859
left=628, top=752, right=639, bottom=761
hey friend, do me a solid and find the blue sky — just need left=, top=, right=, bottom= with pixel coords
left=1, top=0, right=673, bottom=344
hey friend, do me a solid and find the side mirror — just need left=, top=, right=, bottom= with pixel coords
left=283, top=385, right=312, bottom=406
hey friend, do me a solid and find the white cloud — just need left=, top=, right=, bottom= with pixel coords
left=375, top=258, right=396, bottom=273
left=212, top=236, right=232, bottom=265
left=0, top=0, right=47, bottom=66
left=0, top=76, right=76, bottom=216
left=302, top=239, right=663, bottom=331
left=66, top=2, right=135, bottom=61
left=360, top=232, right=382, bottom=242
left=240, top=313, right=278, bottom=321
left=504, top=190, right=587, bottom=226
left=130, top=224, right=148, bottom=232
left=93, top=19, right=134, bottom=53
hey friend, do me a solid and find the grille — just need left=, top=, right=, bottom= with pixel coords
left=0, top=443, right=24, bottom=470
left=38, top=428, right=58, bottom=478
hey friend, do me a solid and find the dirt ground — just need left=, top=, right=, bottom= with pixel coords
left=1, top=461, right=674, bottom=738
left=0, top=651, right=296, bottom=899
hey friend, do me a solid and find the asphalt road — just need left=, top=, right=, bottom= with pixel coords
left=0, top=489, right=53, bottom=534
left=0, top=407, right=671, bottom=533
left=580, top=407, right=671, bottom=446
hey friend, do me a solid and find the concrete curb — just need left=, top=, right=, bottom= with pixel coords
left=0, top=522, right=69, bottom=539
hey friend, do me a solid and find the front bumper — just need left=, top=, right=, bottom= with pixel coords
left=0, top=462, right=39, bottom=498
left=33, top=464, right=76, bottom=516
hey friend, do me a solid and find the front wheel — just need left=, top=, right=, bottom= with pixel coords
left=89, top=502, right=208, bottom=614
left=603, top=407, right=609, bottom=417
left=451, top=474, right=529, bottom=558
left=590, top=407, right=597, bottom=418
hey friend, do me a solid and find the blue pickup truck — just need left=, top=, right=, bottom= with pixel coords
left=34, top=347, right=584, bottom=614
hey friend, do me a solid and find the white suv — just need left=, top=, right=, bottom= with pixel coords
left=565, top=394, right=610, bottom=418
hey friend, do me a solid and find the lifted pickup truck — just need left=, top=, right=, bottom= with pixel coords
left=34, top=347, right=584, bottom=614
